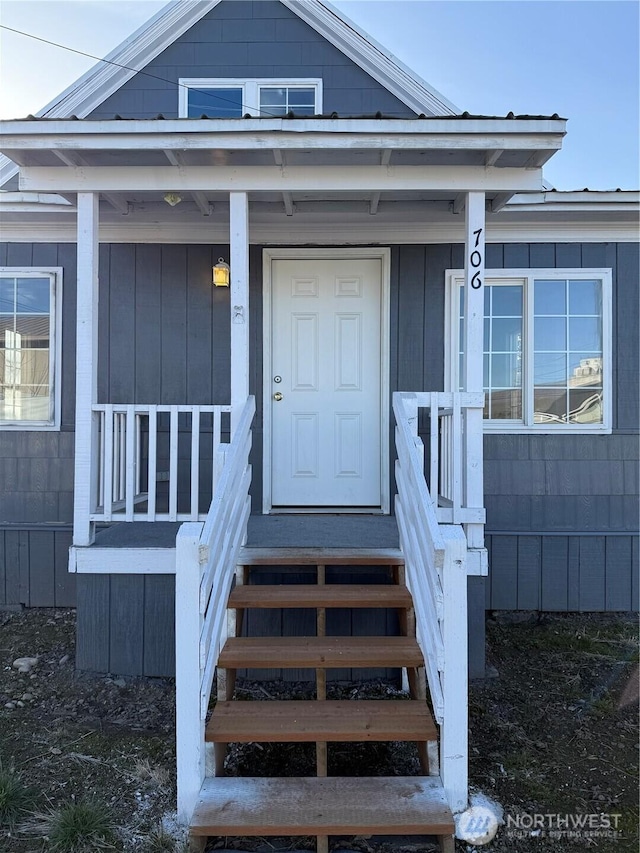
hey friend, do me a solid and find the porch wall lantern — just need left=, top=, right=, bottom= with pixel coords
left=213, top=257, right=230, bottom=287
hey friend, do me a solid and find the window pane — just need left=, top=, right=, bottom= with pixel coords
left=534, top=317, right=566, bottom=351
left=260, top=86, right=316, bottom=117
left=534, top=388, right=569, bottom=424
left=483, top=318, right=490, bottom=350
left=569, top=389, right=602, bottom=424
left=569, top=280, right=601, bottom=315
left=491, top=286, right=522, bottom=316
left=188, top=88, right=243, bottom=118
left=569, top=353, right=603, bottom=386
left=290, top=88, right=315, bottom=107
left=569, top=317, right=601, bottom=351
left=491, top=353, right=521, bottom=388
left=14, top=315, right=50, bottom=343
left=260, top=87, right=286, bottom=107
left=491, top=317, right=522, bottom=352
left=535, top=279, right=566, bottom=315
left=490, top=389, right=522, bottom=419
left=534, top=352, right=567, bottom=385
left=16, top=279, right=49, bottom=313
left=0, top=278, right=14, bottom=313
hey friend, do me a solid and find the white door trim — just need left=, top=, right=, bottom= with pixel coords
left=262, top=247, right=391, bottom=515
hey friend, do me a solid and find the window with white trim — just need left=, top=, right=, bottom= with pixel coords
left=179, top=78, right=322, bottom=118
left=0, top=268, right=62, bottom=430
left=446, top=269, right=612, bottom=432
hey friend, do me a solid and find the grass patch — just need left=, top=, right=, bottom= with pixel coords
left=26, top=800, right=116, bottom=851
left=0, top=762, right=37, bottom=829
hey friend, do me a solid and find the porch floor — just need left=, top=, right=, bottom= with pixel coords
left=92, top=515, right=399, bottom=550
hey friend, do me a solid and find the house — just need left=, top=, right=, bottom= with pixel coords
left=0, top=0, right=638, bottom=847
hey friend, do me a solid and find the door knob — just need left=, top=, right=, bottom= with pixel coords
left=273, top=392, right=283, bottom=401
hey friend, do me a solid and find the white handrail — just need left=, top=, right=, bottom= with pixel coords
left=393, top=391, right=469, bottom=814
left=91, top=403, right=231, bottom=522
left=175, top=396, right=255, bottom=822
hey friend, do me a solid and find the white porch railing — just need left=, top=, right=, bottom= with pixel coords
left=90, top=404, right=231, bottom=522
left=393, top=391, right=471, bottom=814
left=415, top=391, right=486, bottom=528
left=174, top=396, right=255, bottom=821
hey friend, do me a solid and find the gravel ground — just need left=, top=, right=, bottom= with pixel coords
left=0, top=608, right=637, bottom=853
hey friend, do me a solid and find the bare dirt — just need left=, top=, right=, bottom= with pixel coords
left=0, top=608, right=637, bottom=852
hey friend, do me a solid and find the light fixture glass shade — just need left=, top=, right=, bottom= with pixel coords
left=213, top=258, right=230, bottom=287
left=163, top=192, right=182, bottom=206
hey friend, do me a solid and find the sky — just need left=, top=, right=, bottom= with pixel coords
left=0, top=0, right=638, bottom=190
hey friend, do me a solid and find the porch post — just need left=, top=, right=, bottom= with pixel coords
left=462, top=192, right=486, bottom=550
left=229, top=191, right=249, bottom=436
left=463, top=192, right=487, bottom=683
left=73, top=192, right=99, bottom=546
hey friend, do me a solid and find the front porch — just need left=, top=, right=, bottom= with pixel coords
left=0, top=113, right=566, bottom=843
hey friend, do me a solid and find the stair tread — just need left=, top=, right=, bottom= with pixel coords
left=206, top=699, right=436, bottom=742
left=191, top=775, right=454, bottom=836
left=218, top=636, right=423, bottom=669
left=228, top=584, right=412, bottom=609
left=237, top=546, right=404, bottom=566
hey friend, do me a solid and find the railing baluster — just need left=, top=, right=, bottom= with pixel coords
left=212, top=408, right=221, bottom=496
left=118, top=413, right=126, bottom=503
left=429, top=392, right=439, bottom=505
left=190, top=407, right=201, bottom=521
left=103, top=406, right=114, bottom=521
left=451, top=395, right=462, bottom=524
left=135, top=412, right=142, bottom=497
left=125, top=405, right=135, bottom=521
left=147, top=406, right=157, bottom=521
left=96, top=410, right=105, bottom=512
left=169, top=407, right=179, bottom=521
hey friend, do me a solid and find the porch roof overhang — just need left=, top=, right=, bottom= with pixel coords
left=1, top=116, right=566, bottom=211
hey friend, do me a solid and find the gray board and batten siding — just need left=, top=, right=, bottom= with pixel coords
left=88, top=0, right=416, bottom=121
left=0, top=240, right=638, bottom=679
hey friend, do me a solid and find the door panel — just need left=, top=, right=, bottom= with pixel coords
left=270, top=258, right=382, bottom=508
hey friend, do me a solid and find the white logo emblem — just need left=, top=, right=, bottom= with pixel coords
left=457, top=805, right=500, bottom=844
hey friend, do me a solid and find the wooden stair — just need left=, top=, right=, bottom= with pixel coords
left=190, top=546, right=455, bottom=853
left=191, top=776, right=454, bottom=836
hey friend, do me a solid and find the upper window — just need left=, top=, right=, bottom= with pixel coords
left=178, top=78, right=322, bottom=118
left=446, top=269, right=612, bottom=433
left=0, top=268, right=62, bottom=430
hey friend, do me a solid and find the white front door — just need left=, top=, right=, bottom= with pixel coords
left=267, top=255, right=385, bottom=509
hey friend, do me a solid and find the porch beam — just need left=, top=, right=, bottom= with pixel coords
left=73, top=192, right=99, bottom=547
left=19, top=165, right=545, bottom=194
left=230, top=192, right=250, bottom=436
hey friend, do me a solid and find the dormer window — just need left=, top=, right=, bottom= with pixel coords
left=179, top=78, right=322, bottom=118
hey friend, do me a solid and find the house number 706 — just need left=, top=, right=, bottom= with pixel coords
left=470, top=227, right=483, bottom=289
